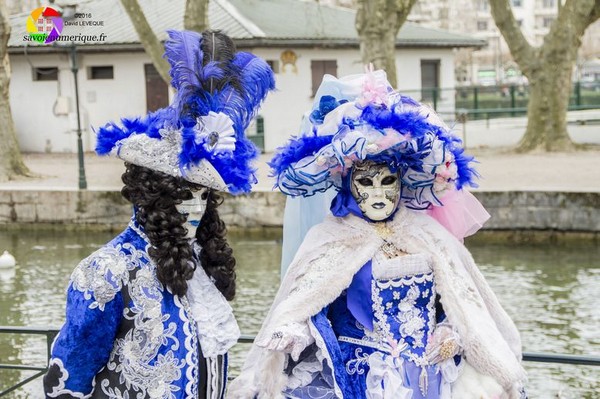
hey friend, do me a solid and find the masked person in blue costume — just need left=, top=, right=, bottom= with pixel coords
left=229, top=70, right=527, bottom=399
left=43, top=30, right=274, bottom=399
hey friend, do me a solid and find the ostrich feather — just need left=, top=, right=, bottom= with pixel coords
left=218, top=52, right=276, bottom=135
left=164, top=29, right=204, bottom=91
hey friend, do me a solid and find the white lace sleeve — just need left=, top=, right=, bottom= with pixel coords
left=261, top=322, right=314, bottom=361
left=185, top=264, right=240, bottom=358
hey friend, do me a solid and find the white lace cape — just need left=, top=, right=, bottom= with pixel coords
left=227, top=207, right=526, bottom=399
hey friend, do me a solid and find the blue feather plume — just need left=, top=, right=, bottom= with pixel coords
left=217, top=52, right=276, bottom=136
left=96, top=30, right=275, bottom=194
left=269, top=135, right=335, bottom=178
left=164, top=29, right=203, bottom=90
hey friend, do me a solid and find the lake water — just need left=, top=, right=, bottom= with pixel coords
left=0, top=228, right=598, bottom=398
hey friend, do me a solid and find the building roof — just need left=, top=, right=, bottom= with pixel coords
left=9, top=0, right=485, bottom=52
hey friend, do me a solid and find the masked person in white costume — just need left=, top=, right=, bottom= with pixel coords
left=228, top=70, right=527, bottom=399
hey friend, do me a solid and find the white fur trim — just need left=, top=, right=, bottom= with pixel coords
left=229, top=209, right=526, bottom=397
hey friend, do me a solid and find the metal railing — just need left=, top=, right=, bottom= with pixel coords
left=1, top=326, right=599, bottom=396
left=399, top=80, right=600, bottom=120
left=0, top=326, right=58, bottom=397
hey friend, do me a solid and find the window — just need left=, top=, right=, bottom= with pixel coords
left=511, top=0, right=522, bottom=7
left=477, top=0, right=489, bottom=11
left=88, top=66, right=114, bottom=80
left=542, top=0, right=555, bottom=8
left=266, top=60, right=280, bottom=74
left=311, top=60, right=337, bottom=97
left=477, top=20, right=488, bottom=31
left=421, top=60, right=440, bottom=103
left=543, top=17, right=555, bottom=27
left=517, top=19, right=523, bottom=27
left=33, top=67, right=58, bottom=81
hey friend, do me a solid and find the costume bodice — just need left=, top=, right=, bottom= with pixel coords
left=44, top=220, right=235, bottom=399
left=330, top=252, right=437, bottom=361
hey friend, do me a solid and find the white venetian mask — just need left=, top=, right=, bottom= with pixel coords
left=176, top=187, right=209, bottom=238
left=350, top=161, right=400, bottom=222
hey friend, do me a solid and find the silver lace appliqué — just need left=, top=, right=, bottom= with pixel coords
left=70, top=226, right=197, bottom=399
left=101, top=267, right=187, bottom=399
left=70, top=243, right=144, bottom=311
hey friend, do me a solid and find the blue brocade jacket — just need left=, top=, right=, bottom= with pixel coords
left=43, top=221, right=228, bottom=399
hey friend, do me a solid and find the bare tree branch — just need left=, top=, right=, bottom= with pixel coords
left=489, top=0, right=598, bottom=152
left=488, top=0, right=535, bottom=76
left=588, top=0, right=600, bottom=24
left=393, top=0, right=415, bottom=31
left=119, top=0, right=171, bottom=84
left=355, top=0, right=418, bottom=87
left=184, top=0, right=209, bottom=32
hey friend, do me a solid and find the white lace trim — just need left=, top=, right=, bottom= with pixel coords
left=46, top=358, right=94, bottom=398
left=287, top=355, right=323, bottom=389
left=185, top=259, right=240, bottom=358
left=102, top=266, right=185, bottom=399
left=365, top=271, right=437, bottom=358
left=178, top=294, right=199, bottom=399
left=307, top=318, right=343, bottom=398
left=372, top=252, right=433, bottom=280
left=365, top=352, right=413, bottom=399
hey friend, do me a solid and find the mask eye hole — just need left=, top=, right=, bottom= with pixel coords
left=357, top=177, right=373, bottom=186
left=181, top=190, right=194, bottom=201
left=381, top=176, right=397, bottom=185
left=200, top=189, right=209, bottom=201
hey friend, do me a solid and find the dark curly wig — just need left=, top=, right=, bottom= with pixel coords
left=121, top=163, right=236, bottom=299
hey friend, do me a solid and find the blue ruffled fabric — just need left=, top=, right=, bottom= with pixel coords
left=310, top=96, right=348, bottom=124
left=270, top=93, right=479, bottom=208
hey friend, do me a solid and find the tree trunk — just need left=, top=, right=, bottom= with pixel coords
left=0, top=0, right=30, bottom=181
left=184, top=0, right=209, bottom=32
left=489, top=0, right=600, bottom=152
left=519, top=49, right=576, bottom=152
left=355, top=0, right=417, bottom=88
left=119, top=0, right=171, bottom=84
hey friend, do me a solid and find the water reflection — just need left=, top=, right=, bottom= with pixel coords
left=0, top=229, right=598, bottom=398
left=468, top=240, right=600, bottom=398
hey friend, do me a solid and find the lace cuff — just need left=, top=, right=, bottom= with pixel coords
left=258, top=322, right=314, bottom=361
left=426, top=322, right=462, bottom=364
left=186, top=264, right=240, bottom=358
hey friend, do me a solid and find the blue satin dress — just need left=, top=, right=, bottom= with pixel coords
left=285, top=252, right=460, bottom=399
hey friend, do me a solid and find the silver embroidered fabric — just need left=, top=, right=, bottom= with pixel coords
left=69, top=233, right=199, bottom=399
left=70, top=244, right=140, bottom=311
left=113, top=128, right=228, bottom=192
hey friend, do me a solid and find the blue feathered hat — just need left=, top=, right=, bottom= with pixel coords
left=96, top=30, right=275, bottom=194
left=269, top=69, right=478, bottom=209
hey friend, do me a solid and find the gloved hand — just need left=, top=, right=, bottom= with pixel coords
left=425, top=322, right=461, bottom=364
left=262, top=322, right=314, bottom=361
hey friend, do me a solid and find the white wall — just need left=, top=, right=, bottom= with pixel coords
left=10, top=53, right=73, bottom=153
left=396, top=48, right=456, bottom=117
left=254, top=47, right=457, bottom=152
left=10, top=51, right=150, bottom=153
left=10, top=46, right=457, bottom=154
left=251, top=47, right=362, bottom=152
left=82, top=52, right=149, bottom=139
